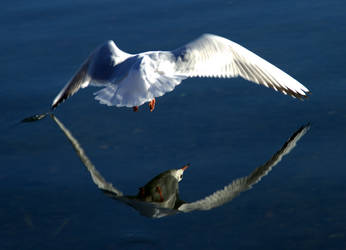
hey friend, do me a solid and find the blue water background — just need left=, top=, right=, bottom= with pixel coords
left=1, top=0, right=346, bottom=249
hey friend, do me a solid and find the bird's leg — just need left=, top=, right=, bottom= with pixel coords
left=156, top=186, right=164, bottom=202
left=133, top=106, right=139, bottom=112
left=148, top=98, right=156, bottom=112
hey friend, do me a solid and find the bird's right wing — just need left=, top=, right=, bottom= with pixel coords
left=51, top=41, right=132, bottom=109
left=178, top=124, right=309, bottom=213
left=171, top=34, right=310, bottom=99
left=50, top=114, right=123, bottom=196
left=51, top=58, right=92, bottom=109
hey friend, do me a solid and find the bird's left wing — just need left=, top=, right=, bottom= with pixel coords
left=51, top=114, right=123, bottom=196
left=178, top=124, right=309, bottom=213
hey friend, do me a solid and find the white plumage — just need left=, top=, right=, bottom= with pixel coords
left=52, top=34, right=310, bottom=110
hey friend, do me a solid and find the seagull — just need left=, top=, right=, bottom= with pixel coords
left=51, top=34, right=310, bottom=112
left=50, top=114, right=309, bottom=218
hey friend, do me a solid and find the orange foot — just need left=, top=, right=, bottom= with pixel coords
left=148, top=98, right=156, bottom=112
left=156, top=186, right=164, bottom=202
left=133, top=106, right=139, bottom=112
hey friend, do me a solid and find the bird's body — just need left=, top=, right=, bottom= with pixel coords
left=134, top=165, right=188, bottom=205
left=52, top=34, right=310, bottom=111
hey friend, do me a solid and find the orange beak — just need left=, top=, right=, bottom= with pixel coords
left=181, top=163, right=190, bottom=171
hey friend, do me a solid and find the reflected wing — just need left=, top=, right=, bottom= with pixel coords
left=246, top=124, right=309, bottom=187
left=178, top=177, right=249, bottom=213
left=50, top=114, right=123, bottom=196
left=178, top=124, right=309, bottom=213
left=172, top=34, right=310, bottom=98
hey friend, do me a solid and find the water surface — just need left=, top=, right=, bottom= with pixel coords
left=1, top=0, right=346, bottom=249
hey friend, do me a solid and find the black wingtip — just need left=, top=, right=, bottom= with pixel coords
left=299, top=91, right=311, bottom=101
left=51, top=103, right=57, bottom=110
left=21, top=112, right=50, bottom=123
left=288, top=89, right=311, bottom=100
left=51, top=93, right=69, bottom=110
left=299, top=122, right=311, bottom=131
left=286, top=123, right=310, bottom=143
left=51, top=96, right=63, bottom=110
left=300, top=122, right=311, bottom=132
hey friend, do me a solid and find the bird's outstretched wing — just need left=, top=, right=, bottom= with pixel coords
left=51, top=41, right=131, bottom=109
left=50, top=114, right=123, bottom=196
left=50, top=114, right=181, bottom=218
left=172, top=34, right=310, bottom=99
left=178, top=124, right=309, bottom=213
left=51, top=58, right=92, bottom=109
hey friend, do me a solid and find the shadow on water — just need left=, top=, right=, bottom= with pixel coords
left=46, top=114, right=310, bottom=219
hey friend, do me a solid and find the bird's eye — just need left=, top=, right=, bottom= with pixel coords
left=180, top=175, right=183, bottom=179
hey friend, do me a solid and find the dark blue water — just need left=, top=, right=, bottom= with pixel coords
left=2, top=0, right=346, bottom=249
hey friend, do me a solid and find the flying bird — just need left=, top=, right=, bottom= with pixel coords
left=51, top=34, right=310, bottom=112
left=51, top=114, right=309, bottom=218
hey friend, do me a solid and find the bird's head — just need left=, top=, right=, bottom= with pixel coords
left=172, top=164, right=190, bottom=182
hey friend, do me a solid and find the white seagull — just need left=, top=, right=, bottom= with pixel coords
left=52, top=34, right=310, bottom=111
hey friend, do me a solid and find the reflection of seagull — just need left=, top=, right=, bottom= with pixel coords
left=134, top=164, right=189, bottom=204
left=52, top=34, right=310, bottom=112
left=51, top=114, right=309, bottom=218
